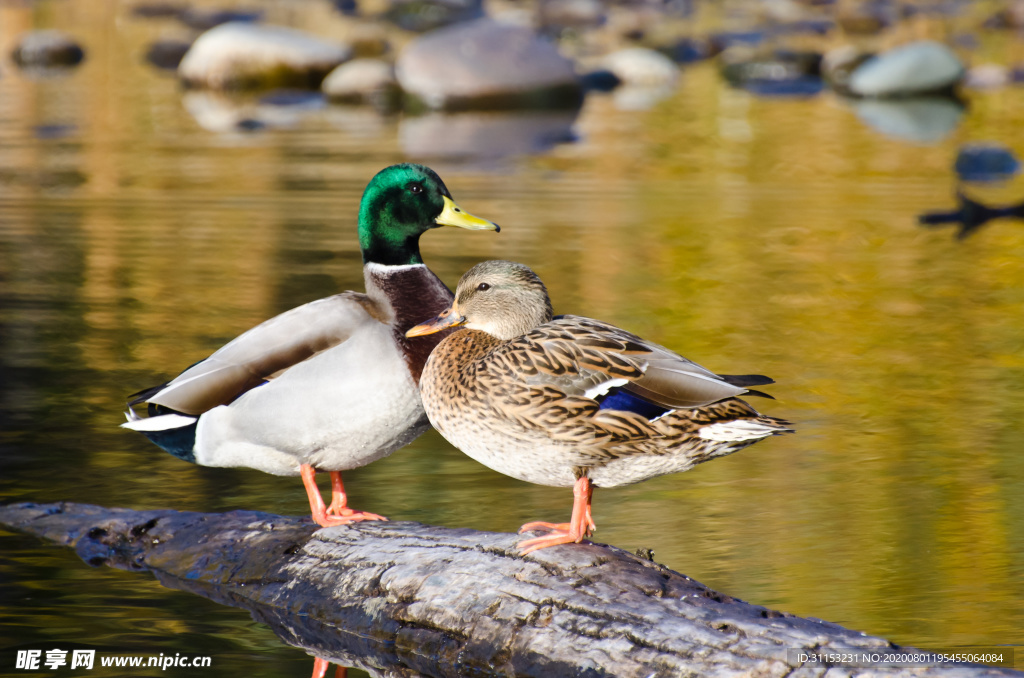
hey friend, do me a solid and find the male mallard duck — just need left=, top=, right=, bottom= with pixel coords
left=408, top=260, right=793, bottom=553
left=123, top=164, right=498, bottom=527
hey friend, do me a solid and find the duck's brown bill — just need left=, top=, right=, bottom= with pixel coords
left=406, top=307, right=466, bottom=337
left=436, top=196, right=500, bottom=232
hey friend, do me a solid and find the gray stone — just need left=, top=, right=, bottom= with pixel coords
left=11, top=30, right=85, bottom=69
left=538, top=0, right=605, bottom=34
left=178, top=8, right=263, bottom=31
left=322, top=59, right=399, bottom=110
left=837, top=2, right=895, bottom=35
left=178, top=22, right=352, bottom=90
left=848, top=40, right=965, bottom=98
left=395, top=19, right=581, bottom=110
left=145, top=39, right=192, bottom=71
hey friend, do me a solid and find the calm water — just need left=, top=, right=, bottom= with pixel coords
left=2, top=1, right=1024, bottom=675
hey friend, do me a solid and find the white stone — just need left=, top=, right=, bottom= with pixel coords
left=965, top=63, right=1010, bottom=90
left=848, top=40, right=964, bottom=97
left=179, top=22, right=352, bottom=90
left=322, top=59, right=396, bottom=100
left=602, top=47, right=678, bottom=88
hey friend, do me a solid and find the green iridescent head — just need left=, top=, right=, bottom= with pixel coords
left=358, top=164, right=498, bottom=266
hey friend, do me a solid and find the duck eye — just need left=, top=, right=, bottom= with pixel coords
left=477, top=282, right=490, bottom=291
left=409, top=184, right=424, bottom=195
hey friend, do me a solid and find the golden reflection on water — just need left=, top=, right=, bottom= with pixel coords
left=2, top=0, right=1024, bottom=671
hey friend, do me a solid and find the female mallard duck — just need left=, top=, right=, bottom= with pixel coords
left=122, top=164, right=498, bottom=527
left=408, top=260, right=793, bottom=553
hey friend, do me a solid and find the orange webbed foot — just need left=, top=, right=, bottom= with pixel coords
left=518, top=520, right=571, bottom=535
left=322, top=507, right=388, bottom=524
left=516, top=477, right=595, bottom=554
left=301, top=465, right=388, bottom=528
left=518, top=528, right=587, bottom=554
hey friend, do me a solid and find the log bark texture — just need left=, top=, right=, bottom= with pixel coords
left=0, top=502, right=1017, bottom=678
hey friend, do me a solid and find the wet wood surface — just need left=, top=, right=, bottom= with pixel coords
left=0, top=502, right=1017, bottom=677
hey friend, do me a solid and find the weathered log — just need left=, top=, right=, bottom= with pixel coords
left=0, top=502, right=1016, bottom=677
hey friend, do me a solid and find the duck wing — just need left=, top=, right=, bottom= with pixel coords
left=130, top=292, right=386, bottom=415
left=506, top=315, right=764, bottom=410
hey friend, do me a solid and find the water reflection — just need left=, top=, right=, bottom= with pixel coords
left=399, top=109, right=578, bottom=160
left=157, top=564, right=403, bottom=677
left=182, top=91, right=327, bottom=132
left=919, top=191, right=1024, bottom=240
left=849, top=96, right=965, bottom=144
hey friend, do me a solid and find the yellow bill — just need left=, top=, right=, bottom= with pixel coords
left=436, top=196, right=500, bottom=232
left=406, top=305, right=466, bottom=337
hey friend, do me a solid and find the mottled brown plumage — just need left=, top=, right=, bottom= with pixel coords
left=408, top=260, right=793, bottom=553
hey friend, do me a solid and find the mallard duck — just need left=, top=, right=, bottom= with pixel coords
left=123, top=164, right=498, bottom=527
left=408, top=260, right=793, bottom=553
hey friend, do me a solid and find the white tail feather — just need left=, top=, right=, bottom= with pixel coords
left=121, top=412, right=197, bottom=432
left=699, top=419, right=777, bottom=442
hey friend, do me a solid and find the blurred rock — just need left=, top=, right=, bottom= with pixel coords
left=821, top=45, right=872, bottom=94
left=12, top=31, right=85, bottom=69
left=34, top=124, right=76, bottom=139
left=837, top=0, right=895, bottom=35
left=350, top=33, right=391, bottom=59
left=847, top=41, right=964, bottom=98
left=145, top=39, right=192, bottom=71
left=602, top=48, right=677, bottom=88
left=902, top=1, right=966, bottom=19
left=721, top=48, right=823, bottom=96
left=954, top=143, right=1021, bottom=182
left=579, top=69, right=621, bottom=92
left=396, top=19, right=582, bottom=110
left=774, top=18, right=836, bottom=36
left=385, top=0, right=483, bottom=32
left=710, top=30, right=767, bottom=51
left=179, top=23, right=352, bottom=90
left=668, top=36, right=716, bottom=64
left=400, top=109, right=577, bottom=160
left=852, top=97, right=964, bottom=144
left=131, top=3, right=187, bottom=19
left=179, top=8, right=264, bottom=31
left=322, top=59, right=400, bottom=111
left=538, top=0, right=605, bottom=35
left=330, top=0, right=359, bottom=16
left=950, top=32, right=979, bottom=51
left=983, top=2, right=1024, bottom=29
left=964, top=64, right=1010, bottom=90
left=741, top=77, right=823, bottom=97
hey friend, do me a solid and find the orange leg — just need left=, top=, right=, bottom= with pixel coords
left=518, top=477, right=595, bottom=554
left=311, top=657, right=347, bottom=678
left=300, top=464, right=387, bottom=528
